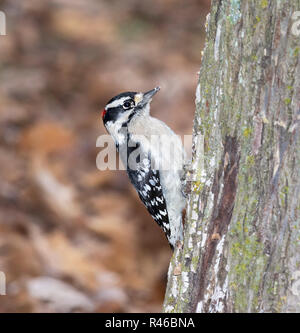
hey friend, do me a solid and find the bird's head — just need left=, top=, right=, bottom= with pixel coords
left=102, top=87, right=160, bottom=129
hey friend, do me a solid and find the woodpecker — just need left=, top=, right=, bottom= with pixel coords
left=101, top=87, right=186, bottom=249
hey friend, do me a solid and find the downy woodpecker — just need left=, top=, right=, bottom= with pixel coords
left=101, top=87, right=186, bottom=249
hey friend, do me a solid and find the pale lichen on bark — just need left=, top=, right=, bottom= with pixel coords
left=163, top=0, right=300, bottom=313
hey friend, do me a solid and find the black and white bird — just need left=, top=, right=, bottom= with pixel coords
left=101, top=87, right=186, bottom=249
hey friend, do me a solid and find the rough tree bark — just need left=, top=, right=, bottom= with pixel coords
left=163, top=0, right=300, bottom=313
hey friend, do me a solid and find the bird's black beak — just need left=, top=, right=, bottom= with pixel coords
left=143, top=86, right=160, bottom=100
left=136, top=86, right=160, bottom=107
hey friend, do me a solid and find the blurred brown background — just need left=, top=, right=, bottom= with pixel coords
left=0, top=0, right=209, bottom=312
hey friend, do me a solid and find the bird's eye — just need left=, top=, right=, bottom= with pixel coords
left=123, top=99, right=134, bottom=109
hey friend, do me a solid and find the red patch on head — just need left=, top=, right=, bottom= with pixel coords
left=101, top=109, right=107, bottom=120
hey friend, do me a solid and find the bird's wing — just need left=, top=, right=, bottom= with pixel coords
left=127, top=155, right=171, bottom=241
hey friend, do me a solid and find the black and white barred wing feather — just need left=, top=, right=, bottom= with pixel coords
left=127, top=156, right=171, bottom=244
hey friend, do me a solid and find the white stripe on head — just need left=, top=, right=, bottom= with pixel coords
left=105, top=97, right=131, bottom=110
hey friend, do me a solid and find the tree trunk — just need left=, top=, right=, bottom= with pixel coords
left=163, top=0, right=300, bottom=313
